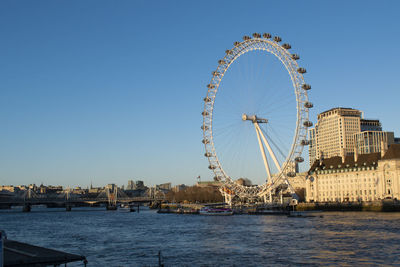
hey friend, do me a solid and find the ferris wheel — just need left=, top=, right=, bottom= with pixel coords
left=201, top=33, right=313, bottom=200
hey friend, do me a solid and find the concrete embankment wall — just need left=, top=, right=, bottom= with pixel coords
left=297, top=200, right=400, bottom=212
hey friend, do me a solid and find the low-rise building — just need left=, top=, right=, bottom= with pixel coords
left=156, top=183, right=171, bottom=191
left=306, top=143, right=400, bottom=202
left=172, top=184, right=187, bottom=192
left=196, top=181, right=221, bottom=188
left=0, top=186, right=17, bottom=193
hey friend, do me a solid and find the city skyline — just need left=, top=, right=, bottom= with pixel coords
left=1, top=0, right=400, bottom=187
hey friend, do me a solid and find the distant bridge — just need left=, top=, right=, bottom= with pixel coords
left=0, top=191, right=165, bottom=211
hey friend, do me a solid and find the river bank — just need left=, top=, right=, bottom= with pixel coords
left=157, top=200, right=400, bottom=214
left=297, top=200, right=400, bottom=212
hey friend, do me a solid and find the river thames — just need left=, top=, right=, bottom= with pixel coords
left=1, top=207, right=399, bottom=266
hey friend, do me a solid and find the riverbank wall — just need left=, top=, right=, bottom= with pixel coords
left=296, top=200, right=400, bottom=212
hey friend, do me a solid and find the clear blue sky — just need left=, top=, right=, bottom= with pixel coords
left=1, top=0, right=399, bottom=187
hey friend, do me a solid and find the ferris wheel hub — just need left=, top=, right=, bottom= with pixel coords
left=242, top=114, right=268, bottom=124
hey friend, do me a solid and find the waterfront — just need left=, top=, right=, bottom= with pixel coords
left=1, top=208, right=400, bottom=266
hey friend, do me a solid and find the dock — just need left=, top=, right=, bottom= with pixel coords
left=3, top=239, right=87, bottom=266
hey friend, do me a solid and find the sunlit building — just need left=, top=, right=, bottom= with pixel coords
left=306, top=143, right=400, bottom=202
left=308, top=107, right=395, bottom=167
left=308, top=107, right=362, bottom=166
left=355, top=131, right=394, bottom=154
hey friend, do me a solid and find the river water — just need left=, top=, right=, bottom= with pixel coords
left=1, top=207, right=399, bottom=266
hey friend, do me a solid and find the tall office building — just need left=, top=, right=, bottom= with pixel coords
left=308, top=107, right=395, bottom=166
left=308, top=128, right=316, bottom=167
left=127, top=180, right=134, bottom=190
left=360, top=119, right=382, bottom=131
left=309, top=107, right=362, bottom=165
left=355, top=131, right=394, bottom=154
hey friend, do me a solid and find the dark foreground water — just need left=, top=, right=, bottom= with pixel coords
left=1, top=207, right=399, bottom=266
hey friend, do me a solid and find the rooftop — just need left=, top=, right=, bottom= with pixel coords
left=318, top=107, right=362, bottom=119
left=309, top=144, right=400, bottom=173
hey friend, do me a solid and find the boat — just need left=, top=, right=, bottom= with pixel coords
left=199, top=207, right=233, bottom=216
left=119, top=203, right=136, bottom=212
left=248, top=209, right=289, bottom=215
left=287, top=211, right=323, bottom=218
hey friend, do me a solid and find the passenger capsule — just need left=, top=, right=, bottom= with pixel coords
left=263, top=33, right=272, bottom=39
left=291, top=54, right=300, bottom=60
left=295, top=157, right=304, bottom=163
left=273, top=36, right=282, bottom=42
left=213, top=176, right=221, bottom=181
left=301, top=140, right=310, bottom=146
left=252, top=33, right=261, bottom=38
left=282, top=43, right=291, bottom=49
left=297, top=68, right=307, bottom=74
left=202, top=111, right=209, bottom=116
left=204, top=97, right=211, bottom=102
left=234, top=41, right=240, bottom=46
left=242, top=35, right=251, bottom=40
left=304, top=102, right=313, bottom=108
left=303, top=121, right=313, bottom=127
left=287, top=172, right=296, bottom=177
left=218, top=59, right=226, bottom=65
left=208, top=165, right=216, bottom=170
left=202, top=138, right=210, bottom=144
left=225, top=49, right=231, bottom=54
left=204, top=152, right=212, bottom=157
left=201, top=125, right=209, bottom=130
left=302, top=84, right=311, bottom=90
left=207, top=84, right=215, bottom=89
left=212, top=71, right=220, bottom=76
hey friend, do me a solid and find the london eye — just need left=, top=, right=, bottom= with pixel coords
left=202, top=33, right=313, bottom=201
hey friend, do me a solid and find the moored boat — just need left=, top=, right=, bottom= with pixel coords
left=199, top=207, right=233, bottom=216
left=119, top=203, right=136, bottom=212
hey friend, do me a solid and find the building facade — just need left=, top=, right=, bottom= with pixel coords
left=360, top=119, right=382, bottom=131
left=355, top=131, right=394, bottom=154
left=309, top=107, right=362, bottom=166
left=306, top=144, right=400, bottom=202
left=308, top=128, right=317, bottom=167
left=308, top=107, right=395, bottom=166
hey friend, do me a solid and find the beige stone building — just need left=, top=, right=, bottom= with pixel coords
left=309, top=107, right=396, bottom=166
left=309, top=107, right=362, bottom=166
left=306, top=144, right=400, bottom=202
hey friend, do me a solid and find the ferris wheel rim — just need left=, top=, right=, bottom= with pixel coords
left=202, top=34, right=312, bottom=197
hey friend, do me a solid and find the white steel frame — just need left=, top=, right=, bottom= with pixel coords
left=202, top=33, right=313, bottom=200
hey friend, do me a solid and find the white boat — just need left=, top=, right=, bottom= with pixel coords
left=199, top=207, right=233, bottom=216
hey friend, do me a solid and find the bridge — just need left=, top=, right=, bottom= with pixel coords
left=0, top=188, right=164, bottom=212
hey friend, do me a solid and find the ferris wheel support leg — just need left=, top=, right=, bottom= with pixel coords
left=224, top=193, right=232, bottom=207
left=255, top=123, right=281, bottom=172
left=254, top=124, right=272, bottom=182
